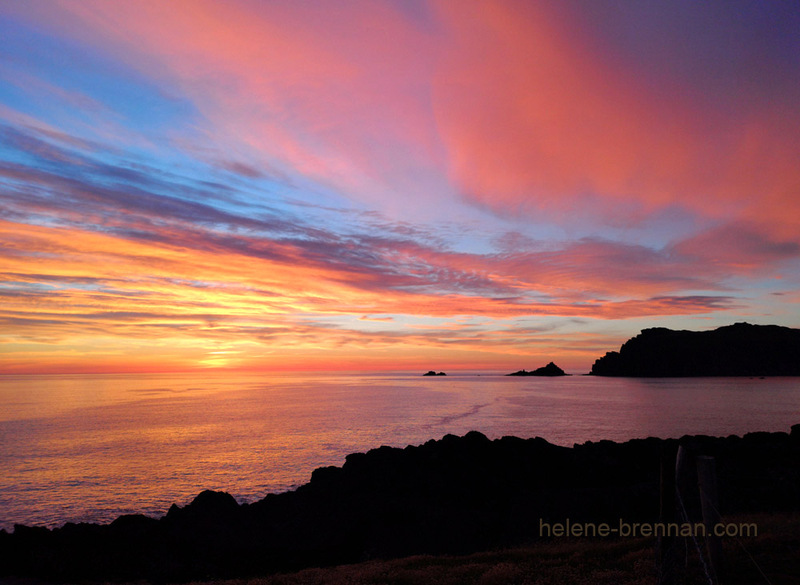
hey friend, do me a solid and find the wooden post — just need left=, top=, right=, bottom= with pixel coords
left=657, top=445, right=677, bottom=585
left=675, top=445, right=688, bottom=489
left=674, top=445, right=690, bottom=572
left=697, top=455, right=722, bottom=582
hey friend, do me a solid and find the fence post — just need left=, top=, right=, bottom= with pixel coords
left=657, top=444, right=677, bottom=585
left=697, top=455, right=722, bottom=582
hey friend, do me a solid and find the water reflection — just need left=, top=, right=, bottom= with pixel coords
left=1, top=372, right=798, bottom=530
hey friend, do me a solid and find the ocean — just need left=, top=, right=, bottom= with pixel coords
left=2, top=371, right=799, bottom=531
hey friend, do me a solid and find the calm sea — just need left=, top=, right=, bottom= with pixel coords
left=1, top=372, right=799, bottom=531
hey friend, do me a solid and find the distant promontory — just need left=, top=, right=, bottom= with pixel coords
left=507, top=362, right=567, bottom=376
left=591, top=322, right=800, bottom=377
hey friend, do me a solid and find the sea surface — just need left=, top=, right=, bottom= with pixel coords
left=2, top=371, right=799, bottom=531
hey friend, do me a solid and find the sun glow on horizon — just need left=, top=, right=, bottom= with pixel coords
left=1, top=1, right=799, bottom=375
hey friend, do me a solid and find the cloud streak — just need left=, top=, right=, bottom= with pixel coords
left=1, top=0, right=798, bottom=372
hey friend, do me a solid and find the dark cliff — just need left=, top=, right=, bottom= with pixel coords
left=3, top=427, right=800, bottom=582
left=591, top=322, right=800, bottom=377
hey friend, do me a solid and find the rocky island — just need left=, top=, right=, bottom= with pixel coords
left=423, top=370, right=447, bottom=376
left=506, top=362, right=567, bottom=376
left=591, top=322, right=800, bottom=377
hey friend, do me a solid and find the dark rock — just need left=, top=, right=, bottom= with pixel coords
left=186, top=489, right=239, bottom=514
left=423, top=371, right=447, bottom=376
left=4, top=426, right=800, bottom=582
left=591, top=322, right=800, bottom=377
left=109, top=514, right=159, bottom=538
left=507, top=362, right=567, bottom=376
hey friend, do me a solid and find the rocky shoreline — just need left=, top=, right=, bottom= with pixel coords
left=3, top=425, right=800, bottom=582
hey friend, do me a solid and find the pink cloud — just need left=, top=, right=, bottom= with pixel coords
left=26, top=0, right=447, bottom=212
left=3, top=1, right=798, bottom=375
left=671, top=221, right=800, bottom=274
left=12, top=0, right=799, bottom=231
left=430, top=1, right=800, bottom=229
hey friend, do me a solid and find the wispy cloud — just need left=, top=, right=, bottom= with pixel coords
left=1, top=0, right=798, bottom=372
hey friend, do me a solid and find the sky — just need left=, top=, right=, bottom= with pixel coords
left=1, top=0, right=799, bottom=374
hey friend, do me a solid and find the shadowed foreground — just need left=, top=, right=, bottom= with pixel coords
left=2, top=427, right=800, bottom=582
left=186, top=512, right=800, bottom=585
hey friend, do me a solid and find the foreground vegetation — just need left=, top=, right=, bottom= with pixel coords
left=191, top=539, right=655, bottom=585
left=6, top=430, right=800, bottom=583
left=187, top=513, right=800, bottom=585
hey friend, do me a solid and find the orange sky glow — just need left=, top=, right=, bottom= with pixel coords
left=1, top=1, right=799, bottom=374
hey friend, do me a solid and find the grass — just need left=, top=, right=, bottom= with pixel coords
left=183, top=535, right=651, bottom=585
left=181, top=512, right=800, bottom=585
left=192, top=540, right=653, bottom=585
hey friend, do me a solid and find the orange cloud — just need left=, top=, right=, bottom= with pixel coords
left=0, top=217, right=733, bottom=342
left=3, top=1, right=798, bottom=373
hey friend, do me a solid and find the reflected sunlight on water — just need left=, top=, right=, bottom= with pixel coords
left=1, top=372, right=799, bottom=530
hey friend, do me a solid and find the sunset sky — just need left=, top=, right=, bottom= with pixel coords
left=1, top=1, right=799, bottom=374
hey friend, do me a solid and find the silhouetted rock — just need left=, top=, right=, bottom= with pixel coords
left=3, top=426, right=800, bottom=582
left=591, top=322, right=800, bottom=377
left=507, top=362, right=567, bottom=376
left=423, top=370, right=447, bottom=376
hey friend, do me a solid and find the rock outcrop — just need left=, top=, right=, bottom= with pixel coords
left=3, top=427, right=800, bottom=581
left=423, top=371, right=447, bottom=376
left=507, top=362, right=567, bottom=376
left=591, top=322, right=800, bottom=377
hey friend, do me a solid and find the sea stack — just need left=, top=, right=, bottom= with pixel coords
left=507, top=362, right=567, bottom=376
